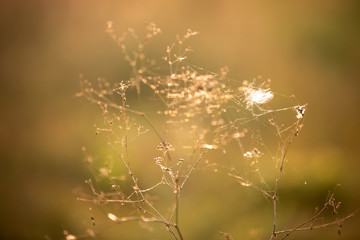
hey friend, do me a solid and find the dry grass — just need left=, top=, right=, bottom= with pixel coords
left=62, top=23, right=358, bottom=240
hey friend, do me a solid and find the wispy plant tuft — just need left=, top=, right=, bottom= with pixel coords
left=65, top=22, right=358, bottom=240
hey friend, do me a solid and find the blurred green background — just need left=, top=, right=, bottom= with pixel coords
left=1, top=0, right=359, bottom=239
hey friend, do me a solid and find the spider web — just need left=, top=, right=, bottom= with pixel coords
left=150, top=62, right=305, bottom=197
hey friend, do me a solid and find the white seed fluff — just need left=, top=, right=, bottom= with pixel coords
left=243, top=87, right=274, bottom=108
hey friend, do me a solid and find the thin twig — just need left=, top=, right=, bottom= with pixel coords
left=276, top=209, right=359, bottom=239
left=270, top=118, right=301, bottom=240
left=180, top=151, right=206, bottom=190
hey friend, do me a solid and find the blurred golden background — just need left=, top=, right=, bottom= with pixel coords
left=1, top=0, right=359, bottom=239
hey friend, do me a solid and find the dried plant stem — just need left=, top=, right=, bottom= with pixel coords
left=90, top=92, right=173, bottom=161
left=103, top=98, right=179, bottom=239
left=77, top=197, right=143, bottom=204
left=228, top=173, right=273, bottom=199
left=109, top=141, right=180, bottom=239
left=175, top=224, right=184, bottom=240
left=134, top=86, right=173, bottom=160
left=275, top=208, right=359, bottom=239
left=180, top=151, right=206, bottom=190
left=112, top=216, right=172, bottom=224
left=109, top=98, right=180, bottom=240
left=168, top=227, right=180, bottom=240
left=270, top=144, right=287, bottom=240
left=84, top=94, right=170, bottom=153
left=270, top=119, right=301, bottom=240
left=110, top=143, right=161, bottom=214
left=174, top=181, right=184, bottom=240
left=168, top=152, right=206, bottom=240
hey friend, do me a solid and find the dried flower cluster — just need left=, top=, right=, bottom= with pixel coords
left=68, top=23, right=357, bottom=240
